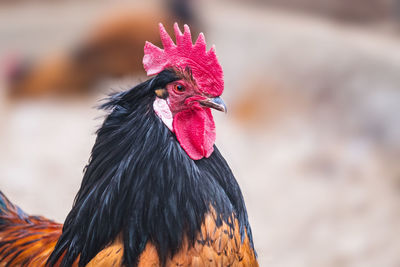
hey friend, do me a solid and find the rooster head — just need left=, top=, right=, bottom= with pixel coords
left=143, top=23, right=225, bottom=160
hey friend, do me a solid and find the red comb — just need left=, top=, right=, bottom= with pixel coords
left=143, top=23, right=224, bottom=96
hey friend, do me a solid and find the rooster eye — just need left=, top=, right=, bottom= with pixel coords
left=174, top=84, right=185, bottom=93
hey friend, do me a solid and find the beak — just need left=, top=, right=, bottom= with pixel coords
left=199, top=96, right=227, bottom=113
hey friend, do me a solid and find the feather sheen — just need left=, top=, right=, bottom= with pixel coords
left=0, top=69, right=257, bottom=267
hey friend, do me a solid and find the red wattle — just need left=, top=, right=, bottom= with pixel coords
left=173, top=106, right=216, bottom=160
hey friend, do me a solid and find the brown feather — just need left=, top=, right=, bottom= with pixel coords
left=0, top=210, right=257, bottom=267
left=135, top=211, right=258, bottom=267
left=1, top=195, right=256, bottom=267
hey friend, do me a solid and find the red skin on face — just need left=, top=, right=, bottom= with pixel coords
left=144, top=23, right=224, bottom=160
left=165, top=79, right=216, bottom=160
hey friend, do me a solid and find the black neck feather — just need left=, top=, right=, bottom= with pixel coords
left=47, top=69, right=254, bottom=267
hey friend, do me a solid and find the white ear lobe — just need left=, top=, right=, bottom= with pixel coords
left=153, top=97, right=174, bottom=132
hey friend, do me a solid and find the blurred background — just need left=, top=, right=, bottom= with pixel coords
left=1, top=0, right=400, bottom=266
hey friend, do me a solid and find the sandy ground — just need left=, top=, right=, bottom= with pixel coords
left=1, top=1, right=400, bottom=266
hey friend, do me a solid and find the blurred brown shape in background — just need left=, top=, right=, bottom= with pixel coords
left=4, top=0, right=199, bottom=99
left=232, top=77, right=310, bottom=130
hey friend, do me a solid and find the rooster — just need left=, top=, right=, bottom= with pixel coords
left=0, top=23, right=258, bottom=267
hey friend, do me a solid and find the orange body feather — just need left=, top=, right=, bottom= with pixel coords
left=0, top=194, right=257, bottom=267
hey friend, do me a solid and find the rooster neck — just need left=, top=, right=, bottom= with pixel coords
left=49, top=74, right=253, bottom=267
